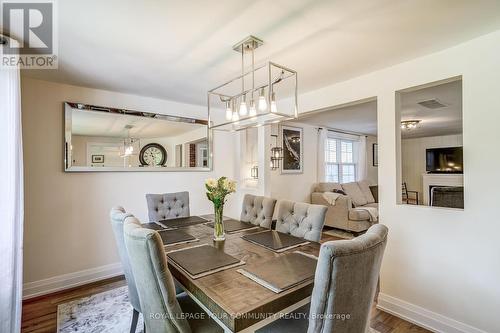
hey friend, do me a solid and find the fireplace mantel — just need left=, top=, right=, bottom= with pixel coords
left=422, top=173, right=464, bottom=205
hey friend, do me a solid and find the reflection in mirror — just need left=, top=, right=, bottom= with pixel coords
left=396, top=77, right=463, bottom=209
left=64, top=103, right=210, bottom=171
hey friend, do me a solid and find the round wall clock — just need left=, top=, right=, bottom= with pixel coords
left=139, top=143, right=167, bottom=166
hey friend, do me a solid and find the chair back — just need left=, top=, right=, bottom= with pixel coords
left=109, top=206, right=141, bottom=312
left=308, top=224, right=388, bottom=333
left=240, top=194, right=277, bottom=228
left=146, top=191, right=190, bottom=222
left=275, top=200, right=327, bottom=242
left=402, top=182, right=409, bottom=202
left=124, top=217, right=192, bottom=333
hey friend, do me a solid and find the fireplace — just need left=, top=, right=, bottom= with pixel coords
left=422, top=173, right=463, bottom=205
left=429, top=185, right=464, bottom=208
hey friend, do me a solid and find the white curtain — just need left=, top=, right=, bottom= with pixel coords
left=316, top=128, right=327, bottom=182
left=357, top=135, right=367, bottom=181
left=0, top=36, right=23, bottom=333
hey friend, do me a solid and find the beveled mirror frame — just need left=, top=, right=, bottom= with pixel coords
left=64, top=102, right=213, bottom=172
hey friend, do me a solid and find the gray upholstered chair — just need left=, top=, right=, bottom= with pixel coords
left=257, top=224, right=388, bottom=333
left=240, top=194, right=277, bottom=228
left=110, top=206, right=142, bottom=333
left=274, top=200, right=327, bottom=242
left=123, top=217, right=223, bottom=333
left=146, top=191, right=190, bottom=222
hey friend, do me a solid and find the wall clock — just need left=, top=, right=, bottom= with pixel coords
left=139, top=143, right=167, bottom=166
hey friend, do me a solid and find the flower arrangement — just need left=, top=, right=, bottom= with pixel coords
left=205, top=177, right=236, bottom=241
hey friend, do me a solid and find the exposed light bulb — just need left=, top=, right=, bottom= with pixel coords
left=249, top=100, right=257, bottom=117
left=270, top=92, right=277, bottom=113
left=232, top=111, right=239, bottom=122
left=239, top=95, right=248, bottom=116
left=124, top=145, right=134, bottom=156
left=225, top=101, right=232, bottom=121
left=258, top=88, right=267, bottom=111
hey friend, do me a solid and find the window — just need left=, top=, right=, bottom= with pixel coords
left=325, top=138, right=357, bottom=183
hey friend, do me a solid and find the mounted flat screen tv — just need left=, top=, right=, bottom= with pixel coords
left=426, top=147, right=463, bottom=174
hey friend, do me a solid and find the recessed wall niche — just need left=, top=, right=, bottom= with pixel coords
left=396, top=77, right=464, bottom=209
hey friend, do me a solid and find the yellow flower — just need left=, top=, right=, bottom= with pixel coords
left=205, top=178, right=217, bottom=188
left=221, top=178, right=236, bottom=192
left=225, top=180, right=237, bottom=192
left=222, top=178, right=230, bottom=190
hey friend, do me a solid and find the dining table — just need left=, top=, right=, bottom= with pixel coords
left=157, top=215, right=338, bottom=333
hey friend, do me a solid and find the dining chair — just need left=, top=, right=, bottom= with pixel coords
left=109, top=206, right=142, bottom=333
left=274, top=200, right=327, bottom=242
left=146, top=191, right=190, bottom=222
left=240, top=194, right=277, bottom=228
left=123, top=217, right=223, bottom=333
left=402, top=182, right=419, bottom=205
left=257, top=224, right=388, bottom=333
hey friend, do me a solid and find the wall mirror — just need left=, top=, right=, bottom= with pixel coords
left=64, top=102, right=211, bottom=172
left=396, top=76, right=463, bottom=209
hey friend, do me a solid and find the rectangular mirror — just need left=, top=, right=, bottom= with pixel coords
left=64, top=102, right=211, bottom=172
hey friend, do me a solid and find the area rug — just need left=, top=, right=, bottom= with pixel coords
left=58, top=286, right=381, bottom=333
left=57, top=286, right=143, bottom=333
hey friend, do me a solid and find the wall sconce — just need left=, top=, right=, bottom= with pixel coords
left=251, top=165, right=259, bottom=179
left=270, top=134, right=283, bottom=170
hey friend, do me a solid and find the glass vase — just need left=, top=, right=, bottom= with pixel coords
left=213, top=204, right=225, bottom=241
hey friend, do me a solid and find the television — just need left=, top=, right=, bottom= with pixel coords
left=426, top=147, right=463, bottom=174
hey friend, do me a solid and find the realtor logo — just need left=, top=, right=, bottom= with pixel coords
left=1, top=0, right=58, bottom=68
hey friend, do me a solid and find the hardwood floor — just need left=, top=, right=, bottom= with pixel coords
left=21, top=276, right=430, bottom=333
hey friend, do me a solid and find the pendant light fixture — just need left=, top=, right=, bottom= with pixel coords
left=120, top=125, right=140, bottom=158
left=208, top=35, right=298, bottom=131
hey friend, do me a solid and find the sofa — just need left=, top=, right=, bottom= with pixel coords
left=311, top=181, right=378, bottom=233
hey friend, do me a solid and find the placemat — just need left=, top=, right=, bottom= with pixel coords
left=241, top=230, right=309, bottom=252
left=199, top=214, right=232, bottom=221
left=237, top=252, right=317, bottom=293
left=158, top=229, right=198, bottom=246
left=167, top=244, right=244, bottom=279
left=141, top=222, right=166, bottom=231
left=159, top=216, right=208, bottom=229
left=205, top=219, right=259, bottom=233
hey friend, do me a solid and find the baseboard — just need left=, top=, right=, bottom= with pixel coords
left=377, top=293, right=487, bottom=333
left=23, top=262, right=123, bottom=300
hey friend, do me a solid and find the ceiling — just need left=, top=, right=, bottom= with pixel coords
left=298, top=79, right=462, bottom=138
left=71, top=109, right=203, bottom=138
left=299, top=100, right=378, bottom=135
left=16, top=0, right=500, bottom=106
left=400, top=79, right=462, bottom=138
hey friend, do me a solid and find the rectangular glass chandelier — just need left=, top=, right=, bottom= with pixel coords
left=208, top=37, right=298, bottom=131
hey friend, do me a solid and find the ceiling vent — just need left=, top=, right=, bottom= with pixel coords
left=417, top=99, right=447, bottom=109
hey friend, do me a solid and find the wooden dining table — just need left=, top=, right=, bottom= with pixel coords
left=161, top=216, right=338, bottom=332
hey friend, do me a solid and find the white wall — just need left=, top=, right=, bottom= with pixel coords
left=269, top=122, right=319, bottom=203
left=402, top=134, right=463, bottom=201
left=21, top=78, right=238, bottom=296
left=290, top=30, right=500, bottom=333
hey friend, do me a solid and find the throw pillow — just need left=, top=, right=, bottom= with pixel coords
left=332, top=189, right=347, bottom=195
